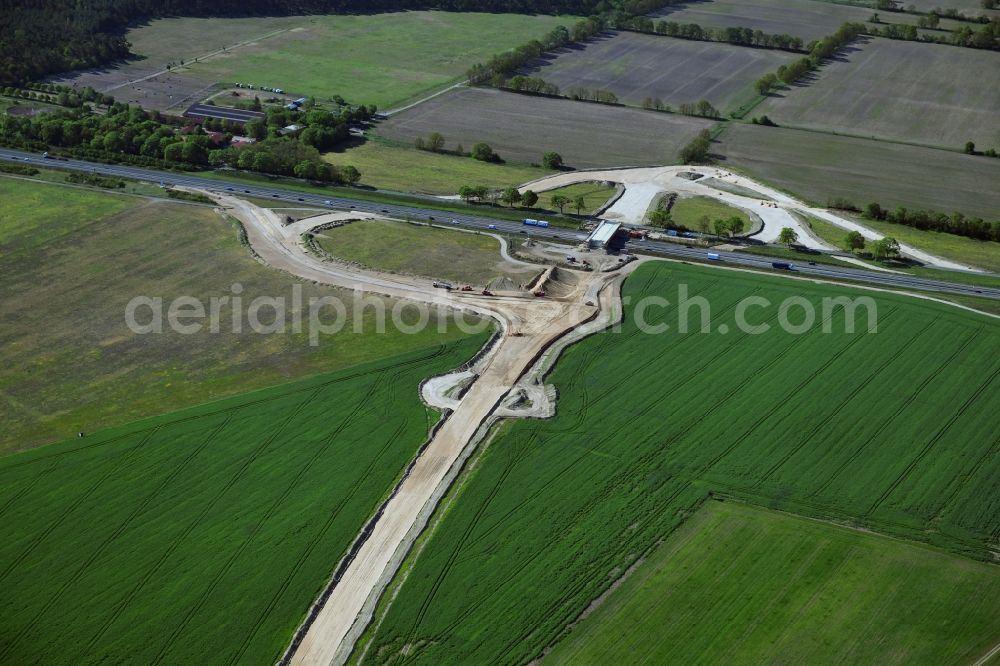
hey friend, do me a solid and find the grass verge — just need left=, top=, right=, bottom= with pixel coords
left=324, top=140, right=552, bottom=195
left=314, top=219, right=536, bottom=286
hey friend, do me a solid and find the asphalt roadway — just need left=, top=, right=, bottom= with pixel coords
left=3, top=148, right=998, bottom=301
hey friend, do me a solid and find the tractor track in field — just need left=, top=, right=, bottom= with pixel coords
left=154, top=376, right=390, bottom=664
left=79, top=387, right=324, bottom=658
left=866, top=361, right=1000, bottom=517
left=0, top=425, right=160, bottom=589
left=752, top=316, right=940, bottom=489
left=809, top=325, right=985, bottom=500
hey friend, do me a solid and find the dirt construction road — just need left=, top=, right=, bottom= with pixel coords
left=519, top=165, right=980, bottom=271
left=200, top=192, right=626, bottom=666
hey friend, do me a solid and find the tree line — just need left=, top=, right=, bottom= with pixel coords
left=0, top=96, right=367, bottom=185
left=877, top=0, right=995, bottom=23
left=465, top=0, right=681, bottom=85
left=752, top=23, right=867, bottom=96
left=863, top=203, right=1000, bottom=242
left=869, top=18, right=999, bottom=50
left=0, top=0, right=622, bottom=87
left=624, top=18, right=806, bottom=52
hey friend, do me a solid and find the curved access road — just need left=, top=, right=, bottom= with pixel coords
left=201, top=192, right=621, bottom=666
left=520, top=165, right=982, bottom=271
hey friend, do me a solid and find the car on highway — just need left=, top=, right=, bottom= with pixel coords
left=488, top=224, right=497, bottom=229
left=226, top=187, right=234, bottom=191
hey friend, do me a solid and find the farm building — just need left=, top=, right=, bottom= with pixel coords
left=586, top=220, right=622, bottom=249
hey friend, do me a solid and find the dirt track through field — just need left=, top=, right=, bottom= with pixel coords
left=195, top=192, right=625, bottom=665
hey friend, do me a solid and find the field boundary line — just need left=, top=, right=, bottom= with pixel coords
left=0, top=343, right=453, bottom=472
left=383, top=79, right=469, bottom=117
left=102, top=27, right=295, bottom=94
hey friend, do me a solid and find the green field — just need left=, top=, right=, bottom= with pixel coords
left=315, top=219, right=537, bottom=286
left=0, top=335, right=488, bottom=665
left=131, top=12, right=577, bottom=108
left=547, top=501, right=1000, bottom=665
left=353, top=260, right=1000, bottom=665
left=719, top=123, right=1000, bottom=220
left=538, top=182, right=617, bottom=215
left=324, top=141, right=551, bottom=195
left=0, top=177, right=479, bottom=454
left=667, top=194, right=752, bottom=229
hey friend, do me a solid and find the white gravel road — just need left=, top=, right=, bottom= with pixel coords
left=520, top=166, right=980, bottom=271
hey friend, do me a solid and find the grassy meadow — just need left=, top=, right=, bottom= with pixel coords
left=0, top=177, right=480, bottom=454
left=353, top=260, right=1000, bottom=665
left=132, top=12, right=578, bottom=108
left=668, top=194, right=751, bottom=229
left=315, top=219, right=537, bottom=286
left=547, top=501, right=1000, bottom=665
left=537, top=182, right=617, bottom=215
left=324, top=141, right=551, bottom=195
left=0, top=335, right=488, bottom=665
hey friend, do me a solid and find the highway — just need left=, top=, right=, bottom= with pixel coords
left=3, top=147, right=998, bottom=300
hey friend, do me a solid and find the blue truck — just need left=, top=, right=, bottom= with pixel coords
left=523, top=218, right=550, bottom=228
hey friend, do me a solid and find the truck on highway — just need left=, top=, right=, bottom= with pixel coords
left=523, top=218, right=550, bottom=228
left=707, top=252, right=721, bottom=261
left=771, top=262, right=793, bottom=270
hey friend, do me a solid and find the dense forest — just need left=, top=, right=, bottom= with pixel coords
left=0, top=0, right=644, bottom=86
